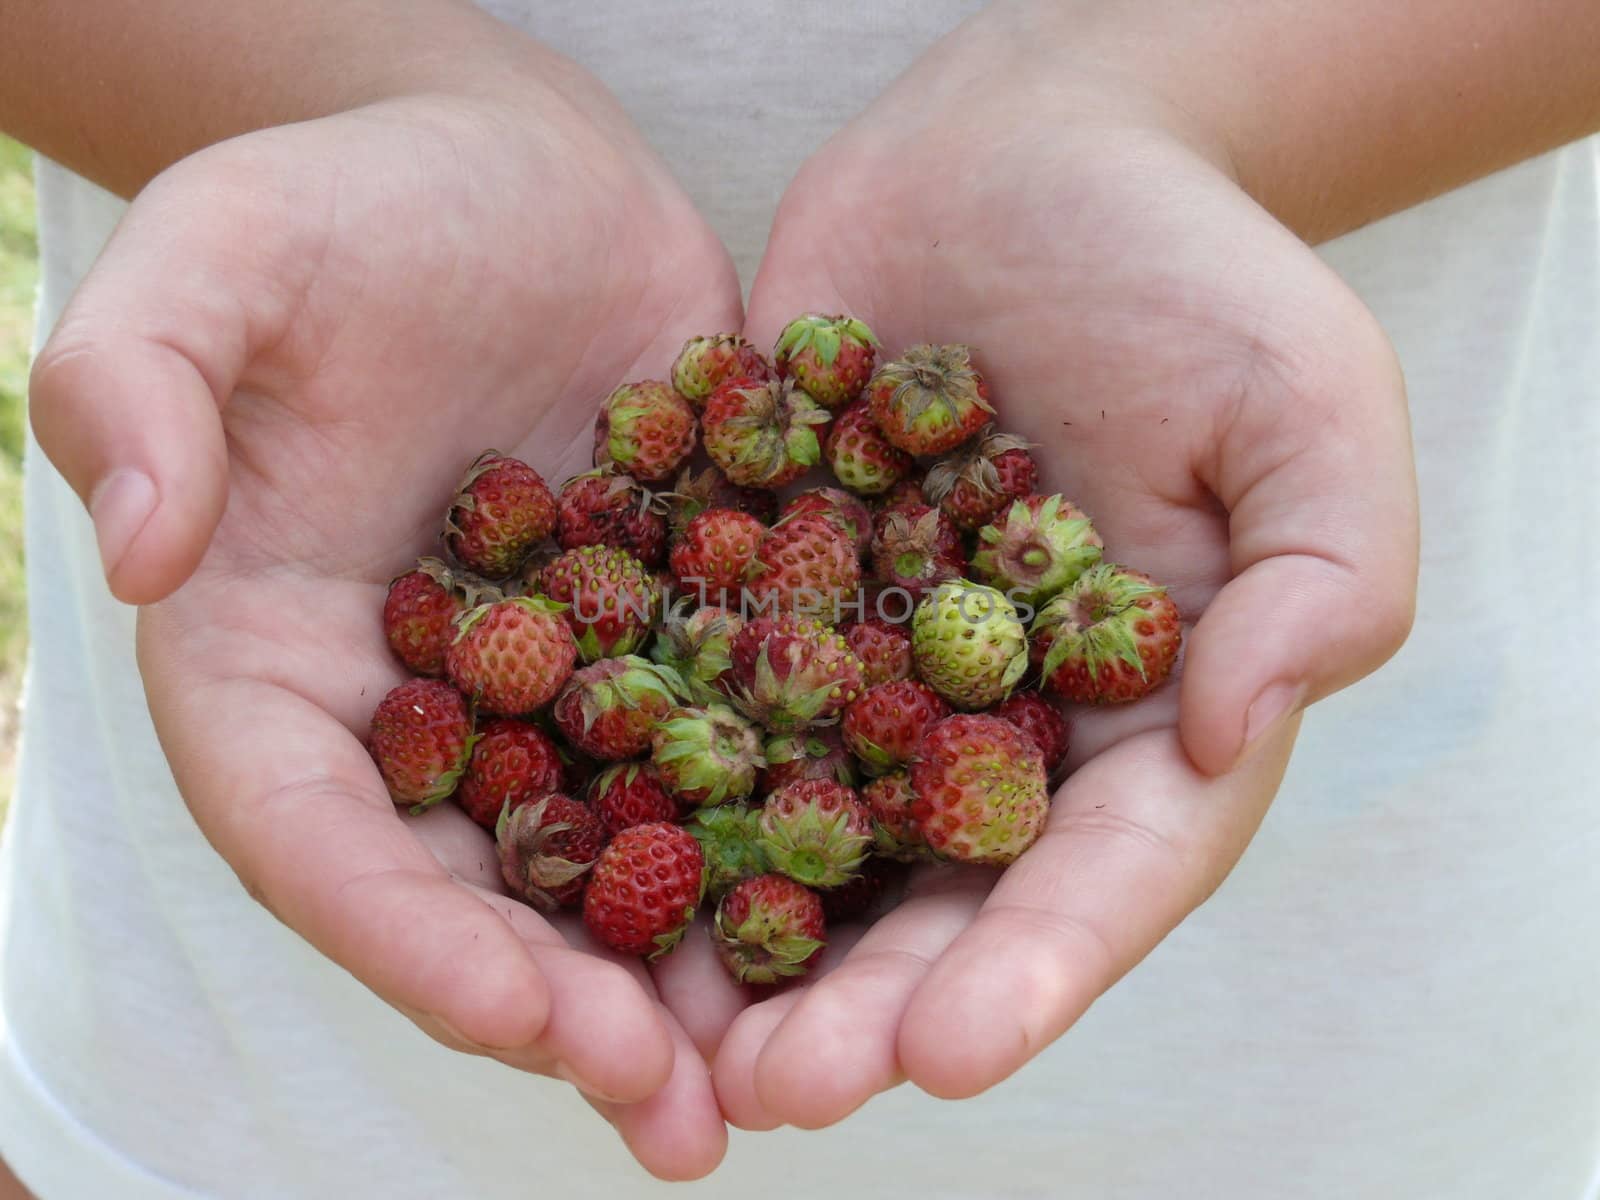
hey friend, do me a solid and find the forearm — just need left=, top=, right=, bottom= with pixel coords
left=1030, top=0, right=1600, bottom=241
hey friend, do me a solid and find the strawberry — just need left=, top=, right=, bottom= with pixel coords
left=446, top=595, right=578, bottom=715
left=669, top=508, right=766, bottom=599
left=728, top=614, right=865, bottom=734
left=922, top=427, right=1037, bottom=531
left=713, top=874, right=827, bottom=984
left=593, top=380, right=698, bottom=484
left=583, top=821, right=705, bottom=958
left=867, top=344, right=995, bottom=457
left=367, top=678, right=476, bottom=809
left=781, top=487, right=874, bottom=556
left=665, top=466, right=778, bottom=534
left=910, top=714, right=1049, bottom=865
left=869, top=502, right=966, bottom=597
left=992, top=691, right=1072, bottom=777
left=496, top=793, right=605, bottom=911
left=702, top=376, right=831, bottom=488
left=842, top=618, right=913, bottom=687
left=743, top=514, right=862, bottom=622
left=551, top=656, right=684, bottom=761
left=971, top=493, right=1104, bottom=606
left=772, top=313, right=879, bottom=410
left=824, top=400, right=914, bottom=496
left=538, top=544, right=660, bottom=661
left=444, top=452, right=558, bottom=579
left=911, top=581, right=1028, bottom=710
left=861, top=769, right=925, bottom=860
left=382, top=557, right=501, bottom=677
left=876, top=474, right=928, bottom=511
left=819, top=857, right=902, bottom=923
left=761, top=725, right=858, bottom=793
left=555, top=469, right=668, bottom=568
left=671, top=333, right=775, bottom=407
left=688, top=803, right=770, bottom=898
left=456, top=717, right=564, bottom=829
left=1030, top=564, right=1182, bottom=704
left=840, top=679, right=951, bottom=775
left=756, top=779, right=873, bottom=888
left=587, top=761, right=681, bottom=836
left=651, top=703, right=764, bottom=807
left=649, top=601, right=743, bottom=704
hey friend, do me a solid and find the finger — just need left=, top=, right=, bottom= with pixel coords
left=709, top=993, right=800, bottom=1131
left=743, top=187, right=877, bottom=352
left=650, top=911, right=754, bottom=1060
left=897, top=723, right=1295, bottom=1099
left=1180, top=292, right=1418, bottom=773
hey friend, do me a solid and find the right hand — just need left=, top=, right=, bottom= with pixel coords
left=29, top=54, right=742, bottom=1180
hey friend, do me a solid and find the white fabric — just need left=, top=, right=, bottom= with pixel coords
left=3, top=2, right=1599, bottom=1196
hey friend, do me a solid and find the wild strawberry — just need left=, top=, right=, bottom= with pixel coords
left=382, top=557, right=501, bottom=677
left=456, top=717, right=564, bottom=829
left=728, top=614, right=865, bottom=734
left=756, top=779, right=872, bottom=888
left=841, top=679, right=951, bottom=775
left=664, top=466, right=778, bottom=534
left=651, top=703, right=764, bottom=807
left=922, top=427, right=1037, bottom=531
left=1030, top=564, right=1182, bottom=704
left=538, top=544, right=660, bottom=662
left=993, top=691, right=1072, bottom=777
left=446, top=595, right=578, bottom=715
left=819, top=857, right=903, bottom=923
left=555, top=469, right=668, bottom=568
left=781, top=487, right=873, bottom=556
left=593, top=380, right=697, bottom=484
left=869, top=503, right=965, bottom=597
left=773, top=313, right=879, bottom=410
left=588, top=762, right=681, bottom=836
left=669, top=508, right=766, bottom=599
left=702, top=376, right=831, bottom=488
left=367, top=679, right=476, bottom=809
left=649, top=601, right=743, bottom=704
left=971, top=493, right=1104, bottom=606
left=910, top=714, right=1049, bottom=865
left=824, top=401, right=914, bottom=496
left=688, top=803, right=770, bottom=897
left=861, top=770, right=925, bottom=860
left=551, top=656, right=684, bottom=761
left=867, top=344, right=995, bottom=457
left=444, top=452, right=558, bottom=579
left=743, top=514, right=862, bottom=621
left=671, top=333, right=775, bottom=407
left=582, top=821, right=704, bottom=958
left=713, top=874, right=827, bottom=984
left=496, top=793, right=605, bottom=911
left=876, top=474, right=928, bottom=511
left=842, top=618, right=913, bottom=687
left=911, top=581, right=1028, bottom=710
left=761, top=725, right=858, bottom=793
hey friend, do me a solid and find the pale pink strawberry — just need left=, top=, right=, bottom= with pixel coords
left=861, top=770, right=925, bottom=861
left=971, top=493, right=1104, bottom=606
left=671, top=333, right=775, bottom=407
left=867, top=344, right=995, bottom=457
left=773, top=313, right=879, bottom=410
left=910, top=714, right=1049, bottom=865
left=593, top=380, right=697, bottom=484
left=824, top=401, right=914, bottom=496
left=446, top=596, right=578, bottom=715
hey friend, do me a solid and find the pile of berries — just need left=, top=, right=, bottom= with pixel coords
left=368, top=316, right=1181, bottom=983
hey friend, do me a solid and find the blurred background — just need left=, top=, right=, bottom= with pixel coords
left=0, top=136, right=36, bottom=824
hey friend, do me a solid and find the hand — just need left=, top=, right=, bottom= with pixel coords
left=697, top=4, right=1419, bottom=1129
left=29, top=63, right=741, bottom=1179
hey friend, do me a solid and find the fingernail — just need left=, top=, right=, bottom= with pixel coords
left=1238, top=681, right=1304, bottom=766
left=89, top=468, right=157, bottom=581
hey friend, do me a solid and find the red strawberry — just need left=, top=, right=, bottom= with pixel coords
left=743, top=514, right=862, bottom=622
left=761, top=725, right=858, bottom=793
left=583, top=822, right=705, bottom=958
left=456, top=717, right=564, bottom=829
left=713, top=874, right=827, bottom=984
left=1031, top=564, right=1182, bottom=704
left=367, top=679, right=476, bottom=809
left=867, top=344, right=995, bottom=457
left=992, top=691, right=1072, bottom=777
left=781, top=487, right=873, bottom=556
left=862, top=769, right=925, bottom=860
left=688, top=803, right=771, bottom=897
left=588, top=762, right=681, bottom=836
left=819, top=857, right=903, bottom=923
left=665, top=466, right=778, bottom=534
left=773, top=313, right=879, bottom=410
left=551, top=656, right=684, bottom=761
left=841, top=679, right=951, bottom=775
left=702, top=376, right=831, bottom=488
left=756, top=779, right=873, bottom=888
left=728, top=614, right=866, bottom=734
left=555, top=469, right=668, bottom=568
left=651, top=703, right=764, bottom=807
left=593, top=380, right=698, bottom=484
left=869, top=503, right=965, bottom=597
left=922, top=427, right=1037, bottom=531
left=824, top=401, right=914, bottom=496
left=446, top=595, right=578, bottom=715
left=876, top=474, right=928, bottom=511
left=538, top=544, right=660, bottom=661
left=382, top=557, right=500, bottom=677
left=671, top=333, right=775, bottom=407
left=496, top=793, right=605, bottom=911
left=650, top=601, right=743, bottom=704
left=843, top=618, right=913, bottom=688
left=910, top=714, right=1049, bottom=865
left=444, top=452, right=558, bottom=579
left=669, top=508, right=766, bottom=599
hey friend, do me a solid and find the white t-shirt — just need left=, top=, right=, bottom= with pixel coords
left=3, top=3, right=1598, bottom=1197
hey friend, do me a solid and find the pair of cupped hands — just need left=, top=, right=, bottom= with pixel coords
left=28, top=9, right=1418, bottom=1181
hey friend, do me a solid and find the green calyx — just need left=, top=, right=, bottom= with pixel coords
left=911, top=582, right=1028, bottom=710
left=570, top=656, right=684, bottom=734
left=689, top=805, right=770, bottom=896
left=652, top=704, right=761, bottom=806
left=713, top=900, right=825, bottom=984
left=874, top=344, right=993, bottom=432
left=775, top=313, right=879, bottom=368
left=758, top=804, right=870, bottom=889
left=972, top=493, right=1104, bottom=606
left=1033, top=564, right=1167, bottom=684
left=453, top=593, right=569, bottom=641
